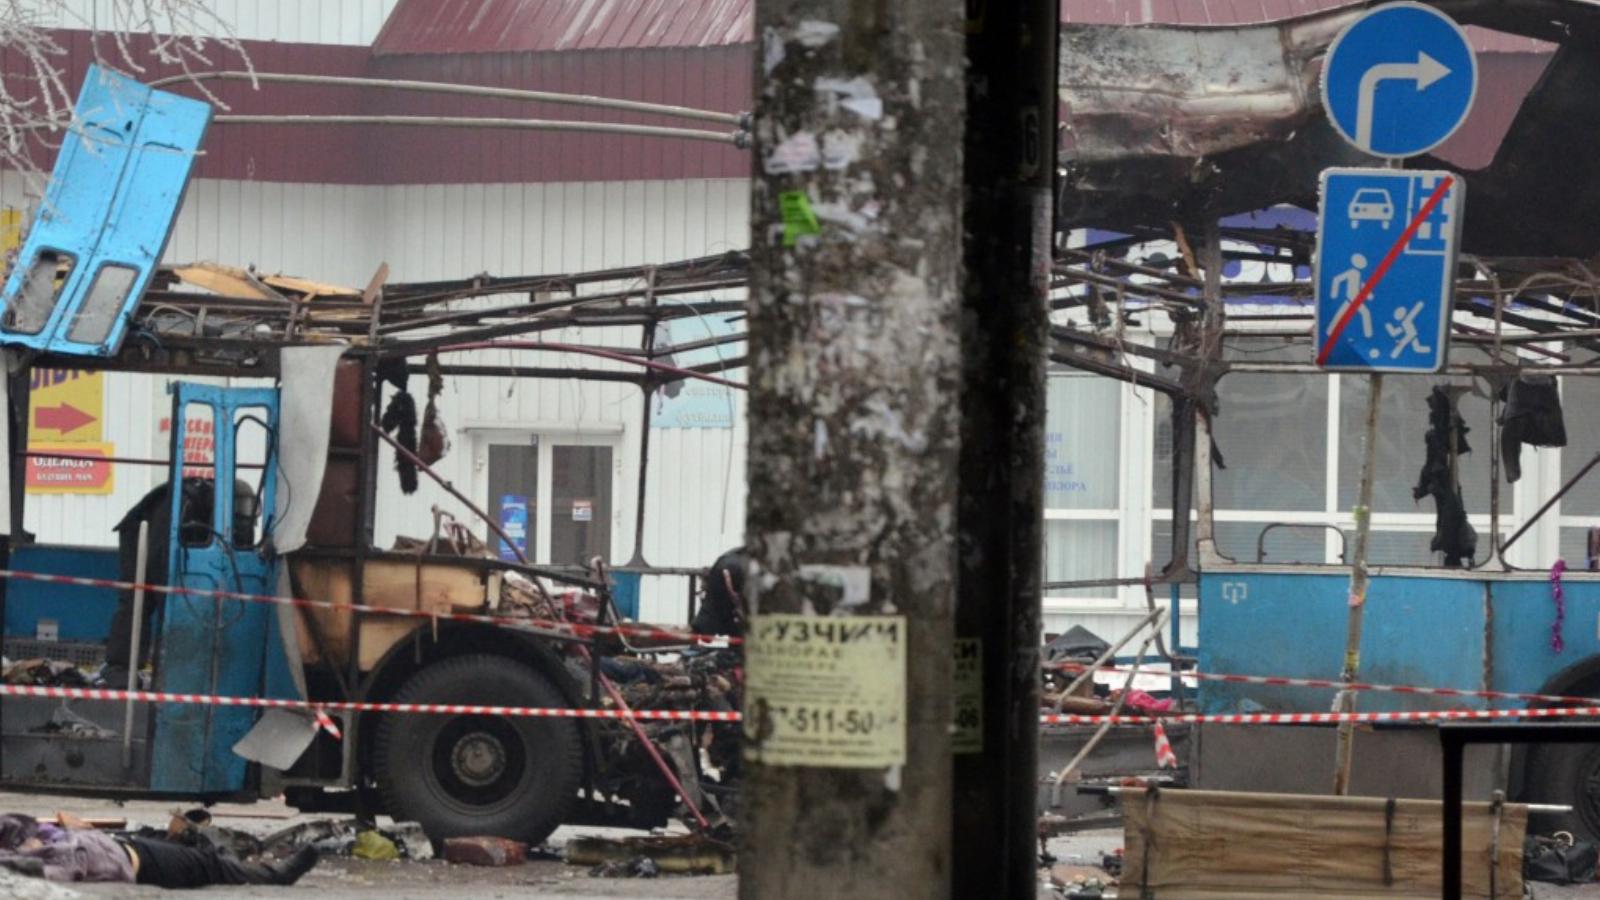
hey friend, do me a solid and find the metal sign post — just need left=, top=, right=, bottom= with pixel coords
left=1315, top=2, right=1477, bottom=795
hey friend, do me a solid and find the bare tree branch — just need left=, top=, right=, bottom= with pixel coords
left=0, top=0, right=252, bottom=193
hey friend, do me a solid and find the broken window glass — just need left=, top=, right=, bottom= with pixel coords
left=1044, top=373, right=1121, bottom=509
left=1336, top=374, right=1495, bottom=515
left=5, top=249, right=75, bottom=335
left=65, top=263, right=138, bottom=345
left=1211, top=338, right=1327, bottom=512
left=1044, top=520, right=1117, bottom=600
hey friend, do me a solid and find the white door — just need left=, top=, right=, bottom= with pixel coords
left=473, top=430, right=617, bottom=566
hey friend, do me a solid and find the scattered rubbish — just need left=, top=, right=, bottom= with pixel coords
left=589, top=856, right=661, bottom=878
left=1112, top=689, right=1173, bottom=715
left=261, top=818, right=357, bottom=857
left=31, top=706, right=113, bottom=740
left=566, top=833, right=735, bottom=876
left=384, top=822, right=434, bottom=861
left=1525, top=831, right=1598, bottom=884
left=4, top=660, right=92, bottom=687
left=443, top=836, right=527, bottom=867
left=1100, top=850, right=1123, bottom=878
left=352, top=830, right=399, bottom=861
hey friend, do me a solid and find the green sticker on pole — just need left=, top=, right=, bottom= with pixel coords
left=779, top=190, right=820, bottom=246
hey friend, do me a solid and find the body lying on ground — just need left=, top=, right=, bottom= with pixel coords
left=0, top=812, right=318, bottom=889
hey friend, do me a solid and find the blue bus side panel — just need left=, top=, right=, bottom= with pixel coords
left=1490, top=579, right=1600, bottom=704
left=2, top=545, right=119, bottom=641
left=1198, top=572, right=1486, bottom=713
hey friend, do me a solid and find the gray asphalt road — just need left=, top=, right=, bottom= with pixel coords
left=0, top=792, right=736, bottom=900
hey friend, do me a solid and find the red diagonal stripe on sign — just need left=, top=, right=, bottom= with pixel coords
left=1316, top=175, right=1455, bottom=366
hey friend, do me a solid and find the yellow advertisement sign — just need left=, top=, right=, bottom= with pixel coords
left=29, top=368, right=103, bottom=442
left=27, top=442, right=115, bottom=495
left=0, top=207, right=22, bottom=255
left=744, top=612, right=907, bottom=768
left=27, top=368, right=111, bottom=495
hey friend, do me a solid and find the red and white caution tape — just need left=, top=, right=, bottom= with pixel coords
left=1049, top=661, right=1600, bottom=708
left=16, top=684, right=1600, bottom=729
left=0, top=684, right=743, bottom=722
left=312, top=710, right=343, bottom=740
left=1041, top=705, right=1600, bottom=726
left=0, top=568, right=738, bottom=648
left=1151, top=721, right=1178, bottom=769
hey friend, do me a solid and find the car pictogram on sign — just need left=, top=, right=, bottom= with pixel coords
left=1347, top=188, right=1395, bottom=229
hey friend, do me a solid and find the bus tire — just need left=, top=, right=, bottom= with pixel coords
left=1523, top=741, right=1600, bottom=843
left=372, top=653, right=582, bottom=845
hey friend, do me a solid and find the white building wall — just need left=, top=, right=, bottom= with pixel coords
left=40, top=0, right=401, bottom=45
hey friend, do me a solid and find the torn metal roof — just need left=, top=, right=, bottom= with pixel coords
left=1057, top=1, right=1600, bottom=257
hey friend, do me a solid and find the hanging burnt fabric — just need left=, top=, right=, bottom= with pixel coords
left=1499, top=374, right=1566, bottom=483
left=418, top=353, right=449, bottom=466
left=1414, top=386, right=1476, bottom=567
left=377, top=358, right=419, bottom=494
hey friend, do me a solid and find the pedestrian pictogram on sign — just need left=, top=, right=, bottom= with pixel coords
left=1320, top=2, right=1478, bottom=159
left=1315, top=168, right=1464, bottom=372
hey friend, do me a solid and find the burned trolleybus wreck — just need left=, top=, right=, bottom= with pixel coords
left=0, top=67, right=749, bottom=845
left=1048, top=0, right=1600, bottom=842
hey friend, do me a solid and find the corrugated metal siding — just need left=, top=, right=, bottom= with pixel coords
left=373, top=0, right=752, bottom=55
left=38, top=0, right=401, bottom=45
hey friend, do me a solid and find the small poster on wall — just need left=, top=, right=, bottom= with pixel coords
left=499, top=494, right=528, bottom=562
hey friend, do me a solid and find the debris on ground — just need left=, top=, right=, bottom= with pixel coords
left=384, top=822, right=434, bottom=861
left=3, top=660, right=92, bottom=687
left=589, top=856, right=661, bottom=878
left=1525, top=831, right=1599, bottom=884
left=1045, top=863, right=1112, bottom=898
left=565, top=833, right=735, bottom=876
left=255, top=818, right=432, bottom=860
left=261, top=818, right=357, bottom=857
left=352, top=829, right=399, bottom=861
left=443, top=836, right=527, bottom=867
left=0, top=866, right=80, bottom=900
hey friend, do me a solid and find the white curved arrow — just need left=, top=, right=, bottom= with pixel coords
left=1354, top=52, right=1452, bottom=152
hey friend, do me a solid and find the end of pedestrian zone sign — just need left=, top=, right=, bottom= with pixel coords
left=1314, top=167, right=1464, bottom=373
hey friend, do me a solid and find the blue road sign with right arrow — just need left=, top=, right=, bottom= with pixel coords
left=1315, top=167, right=1465, bottom=373
left=1321, top=2, right=1478, bottom=158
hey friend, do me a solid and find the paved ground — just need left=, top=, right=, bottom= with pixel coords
left=6, top=790, right=1600, bottom=897
left=0, top=792, right=736, bottom=899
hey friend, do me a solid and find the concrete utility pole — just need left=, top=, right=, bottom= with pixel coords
left=952, top=1, right=1057, bottom=897
left=742, top=1, right=964, bottom=898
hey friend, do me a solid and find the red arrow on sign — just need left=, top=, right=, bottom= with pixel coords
left=34, top=403, right=96, bottom=435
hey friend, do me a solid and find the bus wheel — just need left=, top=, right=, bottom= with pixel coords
left=372, top=654, right=582, bottom=845
left=1524, top=742, right=1600, bottom=843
